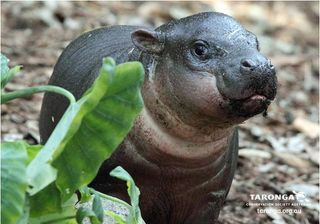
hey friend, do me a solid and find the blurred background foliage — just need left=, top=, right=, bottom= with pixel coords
left=1, top=1, right=319, bottom=224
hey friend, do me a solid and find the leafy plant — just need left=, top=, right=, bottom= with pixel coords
left=1, top=142, right=28, bottom=224
left=1, top=53, right=145, bottom=224
left=1, top=54, right=21, bottom=89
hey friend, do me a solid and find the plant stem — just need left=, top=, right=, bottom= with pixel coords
left=89, top=188, right=131, bottom=209
left=1, top=85, right=76, bottom=104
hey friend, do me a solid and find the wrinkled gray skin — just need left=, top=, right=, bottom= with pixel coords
left=40, top=12, right=277, bottom=224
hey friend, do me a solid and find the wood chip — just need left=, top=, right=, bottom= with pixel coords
left=292, top=117, right=320, bottom=139
left=305, top=146, right=319, bottom=165
left=273, top=152, right=313, bottom=169
left=239, top=149, right=272, bottom=159
left=270, top=54, right=316, bottom=67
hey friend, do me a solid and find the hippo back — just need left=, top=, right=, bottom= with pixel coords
left=39, top=25, right=141, bottom=143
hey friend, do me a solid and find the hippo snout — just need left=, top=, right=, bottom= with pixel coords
left=238, top=54, right=277, bottom=98
left=240, top=57, right=275, bottom=75
left=225, top=54, right=277, bottom=117
left=215, top=51, right=277, bottom=118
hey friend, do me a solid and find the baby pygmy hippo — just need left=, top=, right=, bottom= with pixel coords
left=40, top=12, right=277, bottom=224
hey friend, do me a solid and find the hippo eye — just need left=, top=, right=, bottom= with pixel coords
left=192, top=41, right=209, bottom=58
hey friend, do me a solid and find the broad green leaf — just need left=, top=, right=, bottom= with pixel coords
left=25, top=144, right=42, bottom=164
left=26, top=158, right=57, bottom=196
left=29, top=183, right=62, bottom=217
left=16, top=197, right=29, bottom=224
left=29, top=194, right=77, bottom=224
left=110, top=166, right=143, bottom=224
left=88, top=188, right=131, bottom=210
left=27, top=57, right=144, bottom=203
left=1, top=141, right=28, bottom=224
left=54, top=58, right=144, bottom=202
left=105, top=211, right=126, bottom=224
left=92, top=194, right=104, bottom=222
left=1, top=53, right=21, bottom=89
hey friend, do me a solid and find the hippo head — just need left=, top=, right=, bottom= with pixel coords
left=131, top=12, right=277, bottom=129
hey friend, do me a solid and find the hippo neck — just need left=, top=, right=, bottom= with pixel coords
left=132, top=107, right=234, bottom=167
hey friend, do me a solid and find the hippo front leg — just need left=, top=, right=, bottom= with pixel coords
left=186, top=191, right=226, bottom=224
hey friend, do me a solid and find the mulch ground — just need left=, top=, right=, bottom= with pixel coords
left=1, top=2, right=319, bottom=223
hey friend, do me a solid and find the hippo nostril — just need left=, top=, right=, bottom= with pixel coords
left=269, top=64, right=275, bottom=69
left=267, top=59, right=274, bottom=69
left=240, top=59, right=255, bottom=69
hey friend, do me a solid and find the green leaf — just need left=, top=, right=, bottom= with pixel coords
left=27, top=57, right=144, bottom=202
left=54, top=58, right=144, bottom=201
left=92, top=193, right=104, bottom=223
left=110, top=166, right=143, bottom=224
left=1, top=53, right=21, bottom=89
left=88, top=188, right=131, bottom=210
left=25, top=144, right=42, bottom=164
left=1, top=141, right=28, bottom=224
left=16, top=197, right=30, bottom=224
left=29, top=183, right=62, bottom=217
left=105, top=211, right=126, bottom=224
left=26, top=158, right=58, bottom=196
left=29, top=194, right=77, bottom=224
left=0, top=53, right=9, bottom=78
left=79, top=186, right=92, bottom=204
left=76, top=207, right=100, bottom=224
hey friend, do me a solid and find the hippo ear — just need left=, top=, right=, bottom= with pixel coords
left=131, top=29, right=164, bottom=54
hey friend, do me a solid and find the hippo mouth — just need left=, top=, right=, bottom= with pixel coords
left=214, top=69, right=277, bottom=118
left=227, top=94, right=272, bottom=117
